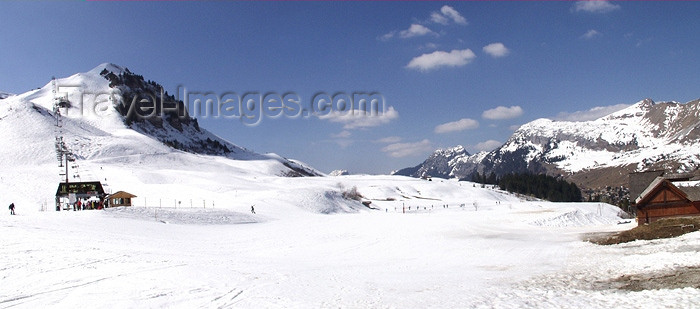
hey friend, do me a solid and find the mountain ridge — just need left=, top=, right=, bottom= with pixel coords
left=395, top=98, right=700, bottom=193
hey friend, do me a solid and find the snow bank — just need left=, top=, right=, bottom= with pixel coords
left=530, top=203, right=624, bottom=227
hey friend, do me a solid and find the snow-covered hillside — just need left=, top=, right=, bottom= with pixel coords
left=1, top=63, right=317, bottom=170
left=398, top=98, right=700, bottom=189
left=0, top=63, right=323, bottom=209
left=0, top=91, right=13, bottom=100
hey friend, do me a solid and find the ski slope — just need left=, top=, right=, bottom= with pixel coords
left=2, top=194, right=698, bottom=308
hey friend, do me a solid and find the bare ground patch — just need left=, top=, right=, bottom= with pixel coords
left=605, top=266, right=700, bottom=291
left=585, top=217, right=700, bottom=245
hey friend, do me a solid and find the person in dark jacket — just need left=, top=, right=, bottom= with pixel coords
left=9, top=203, right=15, bottom=215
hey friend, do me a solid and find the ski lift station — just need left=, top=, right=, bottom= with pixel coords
left=55, top=181, right=106, bottom=211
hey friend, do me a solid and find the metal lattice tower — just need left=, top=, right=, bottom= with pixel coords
left=52, top=77, right=75, bottom=182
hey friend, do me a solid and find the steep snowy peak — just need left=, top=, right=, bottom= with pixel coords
left=393, top=145, right=475, bottom=178
left=434, top=145, right=468, bottom=157
left=88, top=62, right=127, bottom=76
left=1, top=63, right=322, bottom=177
left=94, top=65, right=247, bottom=158
left=602, top=98, right=656, bottom=121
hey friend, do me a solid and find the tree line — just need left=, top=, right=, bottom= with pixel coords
left=468, top=172, right=583, bottom=202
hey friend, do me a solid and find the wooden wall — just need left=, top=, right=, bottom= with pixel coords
left=637, top=186, right=700, bottom=223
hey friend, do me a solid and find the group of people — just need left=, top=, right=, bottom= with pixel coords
left=72, top=199, right=105, bottom=211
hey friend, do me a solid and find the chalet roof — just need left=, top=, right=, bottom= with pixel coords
left=675, top=183, right=700, bottom=201
left=635, top=176, right=700, bottom=206
left=630, top=170, right=700, bottom=203
left=663, top=172, right=696, bottom=181
left=108, top=191, right=137, bottom=199
left=56, top=181, right=105, bottom=197
left=635, top=177, right=665, bottom=204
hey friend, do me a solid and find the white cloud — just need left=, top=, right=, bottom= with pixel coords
left=406, top=49, right=476, bottom=72
left=554, top=104, right=631, bottom=121
left=482, top=106, right=524, bottom=120
left=430, top=12, right=450, bottom=25
left=379, top=31, right=396, bottom=41
left=581, top=29, right=601, bottom=39
left=319, top=106, right=399, bottom=129
left=399, top=24, right=436, bottom=38
left=573, top=1, right=620, bottom=14
left=381, top=139, right=433, bottom=158
left=384, top=5, right=465, bottom=42
left=432, top=5, right=468, bottom=25
left=475, top=140, right=502, bottom=152
left=482, top=42, right=509, bottom=58
left=376, top=136, right=402, bottom=144
left=331, top=130, right=352, bottom=138
left=434, top=118, right=479, bottom=134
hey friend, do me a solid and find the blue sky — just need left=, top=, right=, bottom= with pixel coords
left=1, top=1, right=699, bottom=174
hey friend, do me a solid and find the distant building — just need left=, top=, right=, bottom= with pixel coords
left=633, top=173, right=700, bottom=225
left=107, top=191, right=137, bottom=207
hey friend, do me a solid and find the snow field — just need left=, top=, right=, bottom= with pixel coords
left=1, top=163, right=697, bottom=308
left=5, top=192, right=679, bottom=308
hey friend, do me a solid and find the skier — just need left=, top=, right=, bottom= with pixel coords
left=9, top=203, right=15, bottom=215
left=251, top=205, right=256, bottom=214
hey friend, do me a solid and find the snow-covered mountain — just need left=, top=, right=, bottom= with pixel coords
left=1, top=63, right=318, bottom=177
left=393, top=146, right=485, bottom=179
left=397, top=98, right=700, bottom=190
left=0, top=63, right=343, bottom=210
left=329, top=169, right=350, bottom=176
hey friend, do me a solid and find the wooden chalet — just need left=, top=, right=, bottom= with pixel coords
left=634, top=176, right=700, bottom=225
left=107, top=191, right=137, bottom=207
